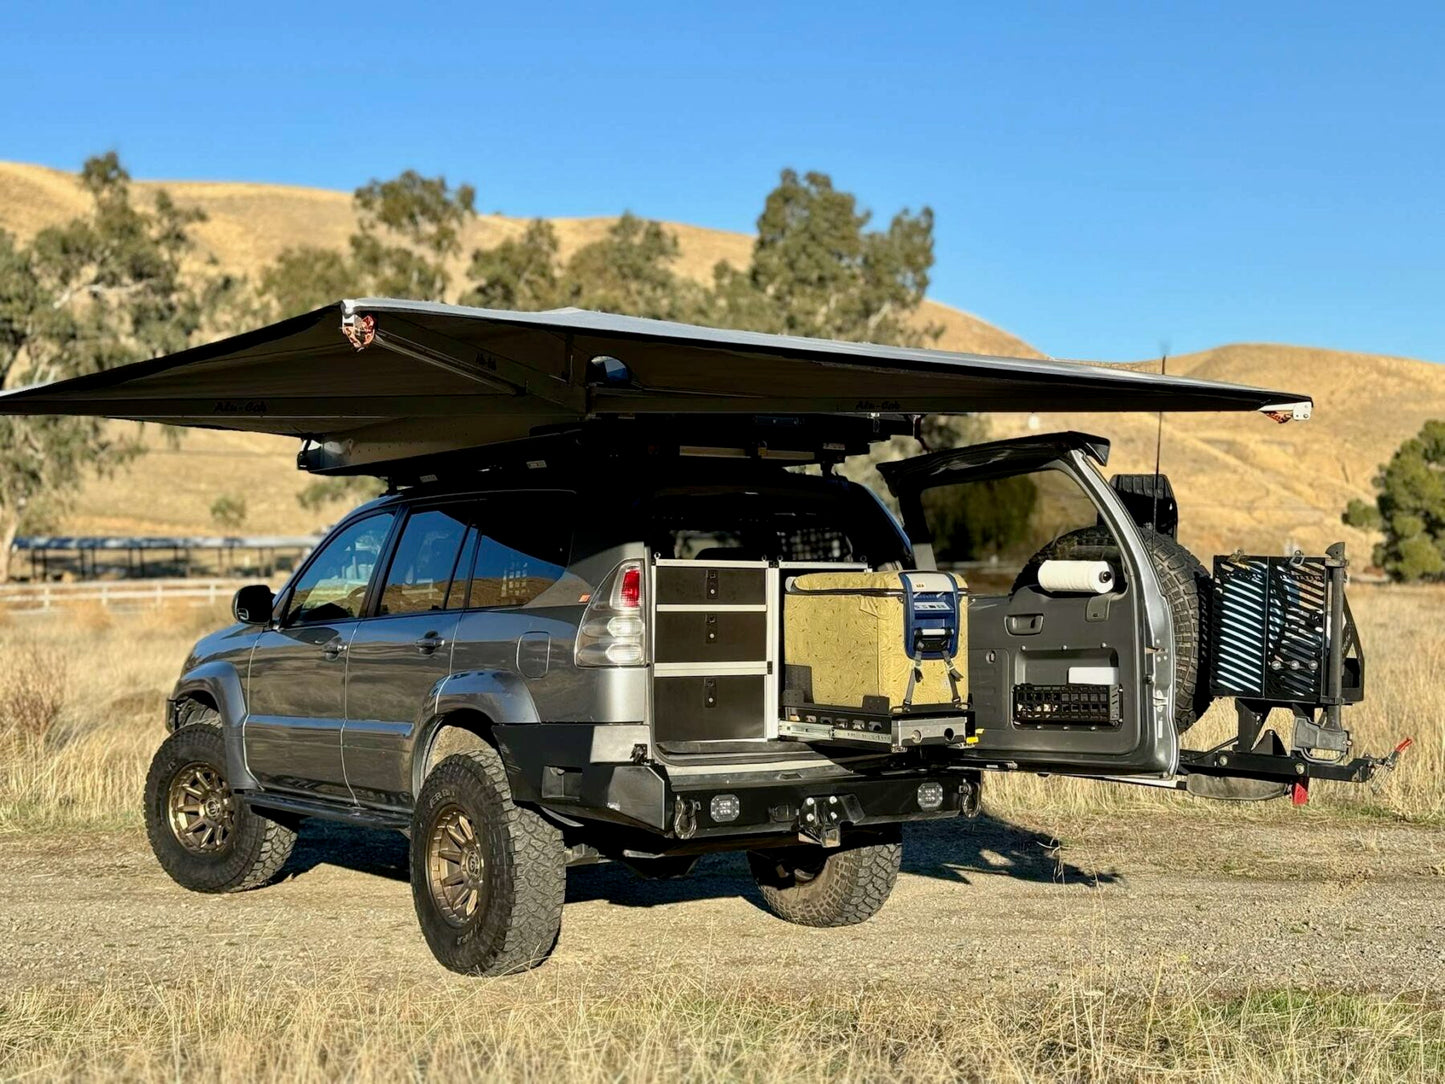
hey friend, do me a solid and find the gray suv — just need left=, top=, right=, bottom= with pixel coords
left=140, top=429, right=1387, bottom=976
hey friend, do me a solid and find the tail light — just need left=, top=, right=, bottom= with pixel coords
left=575, top=559, right=647, bottom=667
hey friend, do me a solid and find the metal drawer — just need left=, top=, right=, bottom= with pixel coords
left=654, top=565, right=766, bottom=606
left=654, top=610, right=767, bottom=664
left=653, top=674, right=767, bottom=742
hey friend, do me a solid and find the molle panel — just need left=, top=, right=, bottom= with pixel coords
left=967, top=645, right=1010, bottom=726
left=654, top=566, right=765, bottom=606
left=654, top=611, right=767, bottom=663
left=653, top=674, right=767, bottom=743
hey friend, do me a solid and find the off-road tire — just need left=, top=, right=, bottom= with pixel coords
left=747, top=829, right=902, bottom=928
left=1015, top=525, right=1213, bottom=733
left=144, top=721, right=296, bottom=893
left=410, top=748, right=565, bottom=976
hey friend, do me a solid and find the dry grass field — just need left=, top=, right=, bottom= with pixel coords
left=0, top=585, right=1442, bottom=1080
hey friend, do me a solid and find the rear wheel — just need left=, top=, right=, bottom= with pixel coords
left=1015, top=525, right=1213, bottom=733
left=410, top=748, right=566, bottom=976
left=144, top=722, right=296, bottom=892
left=748, top=829, right=901, bottom=927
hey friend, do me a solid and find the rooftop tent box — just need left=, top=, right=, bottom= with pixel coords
left=783, top=571, right=967, bottom=714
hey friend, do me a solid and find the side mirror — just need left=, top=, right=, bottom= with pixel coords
left=233, top=584, right=275, bottom=625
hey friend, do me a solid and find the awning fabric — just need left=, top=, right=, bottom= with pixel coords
left=0, top=298, right=1312, bottom=470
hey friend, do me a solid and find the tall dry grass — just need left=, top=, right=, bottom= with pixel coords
left=0, top=601, right=227, bottom=830
left=1, top=961, right=1441, bottom=1082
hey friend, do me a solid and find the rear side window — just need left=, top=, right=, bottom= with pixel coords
left=377, top=508, right=471, bottom=616
left=918, top=467, right=1107, bottom=593
left=454, top=492, right=575, bottom=609
left=646, top=486, right=900, bottom=565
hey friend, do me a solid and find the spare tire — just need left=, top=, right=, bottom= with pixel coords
left=1013, top=526, right=1213, bottom=733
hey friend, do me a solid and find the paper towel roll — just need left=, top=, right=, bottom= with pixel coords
left=1037, top=559, right=1115, bottom=594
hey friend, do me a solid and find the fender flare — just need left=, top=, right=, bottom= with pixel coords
left=412, top=670, right=542, bottom=797
left=171, top=660, right=257, bottom=789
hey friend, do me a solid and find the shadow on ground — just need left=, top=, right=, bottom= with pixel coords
left=565, top=815, right=1118, bottom=910
left=272, top=814, right=1121, bottom=909
left=277, top=819, right=410, bottom=883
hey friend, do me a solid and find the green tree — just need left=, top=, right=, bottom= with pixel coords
left=0, top=153, right=214, bottom=581
left=463, top=212, right=696, bottom=320
left=209, top=493, right=247, bottom=531
left=707, top=169, right=941, bottom=346
left=260, top=171, right=476, bottom=317
left=351, top=171, right=475, bottom=300
left=297, top=475, right=386, bottom=512
left=557, top=213, right=698, bottom=320
left=462, top=219, right=560, bottom=310
left=258, top=246, right=353, bottom=316
left=1343, top=420, right=1445, bottom=581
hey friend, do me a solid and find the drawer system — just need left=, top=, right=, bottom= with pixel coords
left=649, top=559, right=967, bottom=753
left=651, top=559, right=776, bottom=746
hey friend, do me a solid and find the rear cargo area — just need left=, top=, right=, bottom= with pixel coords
left=649, top=559, right=972, bottom=756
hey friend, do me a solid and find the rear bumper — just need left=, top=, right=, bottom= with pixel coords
left=669, top=770, right=974, bottom=842
left=523, top=758, right=977, bottom=843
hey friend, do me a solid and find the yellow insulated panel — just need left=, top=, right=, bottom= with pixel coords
left=784, top=572, right=967, bottom=713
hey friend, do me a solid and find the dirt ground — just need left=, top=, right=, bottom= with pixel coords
left=3, top=810, right=1442, bottom=1000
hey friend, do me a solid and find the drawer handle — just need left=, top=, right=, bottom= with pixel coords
left=706, top=569, right=719, bottom=599
left=704, top=677, right=717, bottom=708
left=705, top=613, right=718, bottom=643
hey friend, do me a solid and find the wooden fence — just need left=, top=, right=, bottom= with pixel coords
left=0, top=578, right=253, bottom=613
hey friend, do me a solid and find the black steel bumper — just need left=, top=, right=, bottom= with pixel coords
left=519, top=759, right=977, bottom=843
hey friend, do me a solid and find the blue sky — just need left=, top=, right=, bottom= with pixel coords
left=3, top=1, right=1441, bottom=362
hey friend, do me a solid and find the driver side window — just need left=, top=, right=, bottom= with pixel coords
left=285, top=512, right=395, bottom=625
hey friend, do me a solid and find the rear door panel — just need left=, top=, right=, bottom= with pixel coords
left=878, top=433, right=1176, bottom=775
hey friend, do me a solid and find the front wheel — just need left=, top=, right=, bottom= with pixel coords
left=410, top=748, right=566, bottom=976
left=144, top=722, right=296, bottom=892
left=748, top=828, right=902, bottom=927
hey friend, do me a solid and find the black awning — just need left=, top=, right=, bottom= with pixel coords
left=0, top=298, right=1312, bottom=470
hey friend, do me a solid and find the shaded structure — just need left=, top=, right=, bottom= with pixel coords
left=11, top=534, right=319, bottom=582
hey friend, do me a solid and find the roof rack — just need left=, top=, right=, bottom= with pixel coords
left=312, top=414, right=915, bottom=485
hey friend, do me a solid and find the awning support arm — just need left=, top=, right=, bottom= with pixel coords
left=342, top=310, right=587, bottom=412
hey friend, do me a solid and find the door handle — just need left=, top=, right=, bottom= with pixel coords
left=414, top=633, right=446, bottom=655
left=321, top=637, right=347, bottom=659
left=1006, top=613, right=1044, bottom=636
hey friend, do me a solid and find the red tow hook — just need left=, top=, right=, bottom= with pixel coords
left=1290, top=780, right=1310, bottom=806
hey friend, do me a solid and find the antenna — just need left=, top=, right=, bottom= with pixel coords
left=1151, top=346, right=1168, bottom=530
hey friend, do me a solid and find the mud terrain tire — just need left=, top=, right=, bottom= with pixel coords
left=748, top=829, right=901, bottom=927
left=410, top=748, right=565, bottom=976
left=1016, top=525, right=1213, bottom=733
left=144, top=720, right=296, bottom=892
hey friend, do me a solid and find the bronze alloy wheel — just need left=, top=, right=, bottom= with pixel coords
left=427, top=804, right=488, bottom=926
left=166, top=761, right=236, bottom=853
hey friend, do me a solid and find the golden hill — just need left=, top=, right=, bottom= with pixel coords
left=992, top=343, right=1445, bottom=557
left=0, top=161, right=1034, bottom=360
left=3, top=160, right=1440, bottom=564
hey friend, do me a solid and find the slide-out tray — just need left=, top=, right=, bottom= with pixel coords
left=779, top=704, right=971, bottom=752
